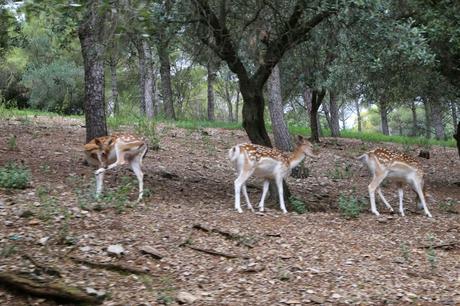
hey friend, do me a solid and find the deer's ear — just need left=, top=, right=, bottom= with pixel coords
left=297, top=135, right=304, bottom=142
left=94, top=138, right=103, bottom=147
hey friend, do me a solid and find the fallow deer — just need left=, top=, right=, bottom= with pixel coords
left=228, top=135, right=317, bottom=213
left=357, top=148, right=432, bottom=217
left=84, top=133, right=148, bottom=201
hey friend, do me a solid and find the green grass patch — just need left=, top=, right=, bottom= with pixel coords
left=0, top=162, right=30, bottom=189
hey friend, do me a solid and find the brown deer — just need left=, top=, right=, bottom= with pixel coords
left=357, top=148, right=432, bottom=217
left=84, top=133, right=148, bottom=201
left=228, top=136, right=317, bottom=213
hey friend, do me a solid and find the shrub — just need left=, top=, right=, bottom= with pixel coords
left=338, top=193, right=364, bottom=218
left=289, top=196, right=307, bottom=214
left=0, top=162, right=30, bottom=189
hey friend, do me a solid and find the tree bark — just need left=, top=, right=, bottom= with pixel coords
left=310, top=89, right=326, bottom=143
left=267, top=64, right=292, bottom=151
left=355, top=99, right=362, bottom=132
left=223, top=73, right=234, bottom=122
left=431, top=99, right=445, bottom=140
left=207, top=60, right=216, bottom=121
left=410, top=100, right=417, bottom=136
left=329, top=91, right=340, bottom=137
left=423, top=98, right=432, bottom=139
left=454, top=121, right=460, bottom=158
left=78, top=2, right=108, bottom=143
left=142, top=40, right=155, bottom=119
left=451, top=101, right=458, bottom=133
left=379, top=102, right=390, bottom=135
left=157, top=37, right=176, bottom=120
left=235, top=91, right=240, bottom=122
left=134, top=37, right=146, bottom=115
left=108, top=54, right=119, bottom=116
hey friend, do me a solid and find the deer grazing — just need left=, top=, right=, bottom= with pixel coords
left=228, top=135, right=317, bottom=214
left=84, top=133, right=148, bottom=201
left=357, top=148, right=432, bottom=217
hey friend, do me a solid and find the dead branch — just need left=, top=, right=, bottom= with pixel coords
left=192, top=223, right=256, bottom=248
left=22, top=254, right=61, bottom=277
left=0, top=272, right=103, bottom=304
left=69, top=256, right=156, bottom=276
left=186, top=245, right=249, bottom=259
left=419, top=242, right=459, bottom=251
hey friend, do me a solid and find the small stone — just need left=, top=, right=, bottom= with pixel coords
left=331, top=293, right=341, bottom=299
left=38, top=237, right=49, bottom=245
left=28, top=218, right=41, bottom=225
left=107, top=244, right=125, bottom=256
left=308, top=294, right=325, bottom=304
left=79, top=246, right=91, bottom=252
left=139, top=245, right=164, bottom=259
left=285, top=300, right=302, bottom=305
left=176, top=291, right=199, bottom=304
left=85, top=287, right=106, bottom=298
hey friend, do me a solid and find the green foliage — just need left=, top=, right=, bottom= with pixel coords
left=439, top=199, right=458, bottom=214
left=21, top=60, right=84, bottom=114
left=135, top=118, right=160, bottom=150
left=0, top=162, right=30, bottom=189
left=7, top=134, right=17, bottom=150
left=327, top=162, right=353, bottom=180
left=400, top=242, right=411, bottom=262
left=289, top=196, right=307, bottom=214
left=425, top=234, right=437, bottom=270
left=0, top=243, right=17, bottom=258
left=338, top=193, right=364, bottom=219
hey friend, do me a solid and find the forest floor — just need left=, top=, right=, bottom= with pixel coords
left=0, top=116, right=459, bottom=306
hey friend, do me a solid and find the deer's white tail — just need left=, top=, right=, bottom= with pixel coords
left=356, top=153, right=368, bottom=163
left=228, top=145, right=240, bottom=162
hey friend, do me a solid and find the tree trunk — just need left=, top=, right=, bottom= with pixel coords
left=207, top=60, right=216, bottom=121
left=355, top=99, right=362, bottom=132
left=379, top=103, right=390, bottom=135
left=431, top=99, right=445, bottom=140
left=109, top=54, right=118, bottom=116
left=157, top=38, right=176, bottom=120
left=142, top=40, right=154, bottom=119
left=235, top=91, right=240, bottom=122
left=240, top=82, right=271, bottom=146
left=410, top=100, right=417, bottom=136
left=454, top=121, right=460, bottom=158
left=134, top=37, right=146, bottom=115
left=224, top=74, right=234, bottom=122
left=78, top=3, right=108, bottom=143
left=310, top=89, right=326, bottom=143
left=267, top=64, right=292, bottom=151
left=423, top=98, right=432, bottom=139
left=451, top=101, right=458, bottom=133
left=329, top=91, right=340, bottom=137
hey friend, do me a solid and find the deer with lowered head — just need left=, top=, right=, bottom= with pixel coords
left=357, top=147, right=432, bottom=217
left=228, top=135, right=317, bottom=214
left=84, top=133, right=148, bottom=201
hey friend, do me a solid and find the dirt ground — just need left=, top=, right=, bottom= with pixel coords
left=0, top=116, right=459, bottom=306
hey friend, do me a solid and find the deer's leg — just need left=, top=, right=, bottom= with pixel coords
left=242, top=185, right=254, bottom=212
left=258, top=180, right=270, bottom=212
left=398, top=187, right=405, bottom=217
left=377, top=188, right=394, bottom=212
left=410, top=179, right=432, bottom=218
left=234, top=169, right=254, bottom=213
left=95, top=171, right=105, bottom=197
left=368, top=174, right=386, bottom=216
left=275, top=176, right=287, bottom=214
left=130, top=158, right=144, bottom=202
left=95, top=145, right=128, bottom=175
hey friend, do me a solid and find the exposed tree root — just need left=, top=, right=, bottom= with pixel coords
left=69, top=256, right=157, bottom=276
left=186, top=245, right=249, bottom=259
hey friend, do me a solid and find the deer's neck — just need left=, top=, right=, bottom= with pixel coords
left=288, top=147, right=305, bottom=169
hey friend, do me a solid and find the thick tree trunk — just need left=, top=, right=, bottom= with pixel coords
left=310, top=89, right=326, bottom=143
left=379, top=103, right=390, bottom=135
left=134, top=38, right=146, bottom=115
left=355, top=99, right=362, bottom=132
left=423, top=98, right=432, bottom=139
left=157, top=39, right=176, bottom=120
left=207, top=61, right=216, bottom=121
left=240, top=81, right=271, bottom=146
left=109, top=55, right=118, bottom=116
left=78, top=5, right=108, bottom=143
left=329, top=91, right=340, bottom=137
left=267, top=65, right=292, bottom=151
left=410, top=100, right=417, bottom=136
left=431, top=99, right=445, bottom=140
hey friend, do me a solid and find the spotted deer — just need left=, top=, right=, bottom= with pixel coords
left=84, top=133, right=148, bottom=201
left=357, top=148, right=432, bottom=217
left=228, top=135, right=317, bottom=213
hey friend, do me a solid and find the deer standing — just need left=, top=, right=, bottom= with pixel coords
left=84, top=133, right=148, bottom=201
left=228, top=135, right=317, bottom=213
left=357, top=148, right=432, bottom=217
